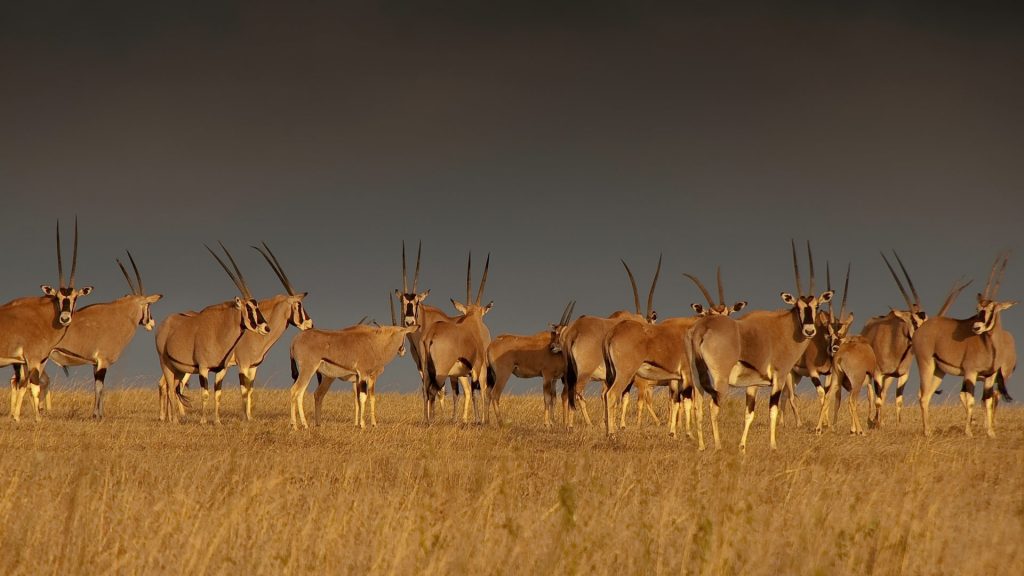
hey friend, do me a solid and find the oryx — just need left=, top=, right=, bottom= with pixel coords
left=191, top=242, right=313, bottom=424
left=913, top=253, right=1016, bottom=437
left=561, top=258, right=661, bottom=428
left=393, top=241, right=466, bottom=418
left=420, top=253, right=494, bottom=424
left=154, top=243, right=270, bottom=423
left=603, top=267, right=746, bottom=437
left=3, top=220, right=93, bottom=421
left=814, top=263, right=883, bottom=435
left=486, top=300, right=574, bottom=427
left=685, top=241, right=833, bottom=450
left=859, top=251, right=929, bottom=427
left=39, top=251, right=161, bottom=418
left=289, top=294, right=415, bottom=429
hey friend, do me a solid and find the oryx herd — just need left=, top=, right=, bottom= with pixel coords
left=1, top=222, right=1017, bottom=451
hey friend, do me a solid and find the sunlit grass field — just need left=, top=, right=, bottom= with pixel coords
left=1, top=382, right=1021, bottom=575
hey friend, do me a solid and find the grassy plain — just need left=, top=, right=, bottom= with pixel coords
left=1, top=383, right=1021, bottom=575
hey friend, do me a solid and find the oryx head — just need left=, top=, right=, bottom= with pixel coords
left=116, top=250, right=162, bottom=331
left=548, top=300, right=576, bottom=354
left=449, top=252, right=494, bottom=318
left=41, top=219, right=93, bottom=326
left=780, top=240, right=834, bottom=339
left=390, top=291, right=416, bottom=357
left=622, top=255, right=662, bottom=324
left=824, top=262, right=854, bottom=356
left=684, top=267, right=747, bottom=317
left=973, top=253, right=1016, bottom=335
left=252, top=242, right=313, bottom=330
left=395, top=240, right=430, bottom=327
left=881, top=250, right=927, bottom=338
left=206, top=242, right=270, bottom=335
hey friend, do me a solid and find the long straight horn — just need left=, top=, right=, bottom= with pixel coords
left=992, top=252, right=1010, bottom=298
left=826, top=260, right=835, bottom=320
left=892, top=251, right=920, bottom=305
left=646, top=254, right=662, bottom=319
left=413, top=241, right=422, bottom=292
left=476, top=253, right=490, bottom=304
left=69, top=217, right=79, bottom=287
left=791, top=239, right=803, bottom=296
left=983, top=252, right=1004, bottom=299
left=205, top=244, right=246, bottom=298
left=806, top=240, right=815, bottom=295
left=252, top=244, right=289, bottom=295
left=881, top=251, right=912, bottom=308
left=938, top=277, right=974, bottom=317
left=466, top=252, right=472, bottom=304
left=56, top=221, right=65, bottom=287
left=566, top=300, right=576, bottom=325
left=559, top=299, right=573, bottom=326
left=402, top=241, right=409, bottom=293
left=390, top=291, right=397, bottom=326
left=716, top=266, right=724, bottom=306
left=218, top=242, right=253, bottom=299
left=260, top=242, right=296, bottom=295
left=116, top=257, right=138, bottom=294
left=683, top=273, right=715, bottom=308
left=127, top=250, right=144, bottom=294
left=840, top=262, right=851, bottom=321
left=622, top=260, right=641, bottom=314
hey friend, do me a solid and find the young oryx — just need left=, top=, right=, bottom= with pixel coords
left=421, top=253, right=494, bottom=424
left=154, top=244, right=270, bottom=423
left=392, top=241, right=465, bottom=420
left=40, top=251, right=162, bottom=418
left=288, top=294, right=415, bottom=429
left=603, top=267, right=746, bottom=437
left=191, top=242, right=313, bottom=424
left=914, top=253, right=1016, bottom=438
left=2, top=220, right=93, bottom=422
left=859, top=251, right=929, bottom=427
left=685, top=241, right=833, bottom=451
left=815, top=264, right=882, bottom=435
left=486, top=300, right=575, bottom=427
left=561, top=258, right=661, bottom=428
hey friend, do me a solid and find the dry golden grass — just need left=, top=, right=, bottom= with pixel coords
left=1, top=383, right=1022, bottom=575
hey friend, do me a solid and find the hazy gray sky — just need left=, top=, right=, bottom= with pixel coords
left=2, top=1, right=1022, bottom=397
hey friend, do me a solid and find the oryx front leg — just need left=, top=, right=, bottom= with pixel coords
left=739, top=387, right=757, bottom=451
left=289, top=369, right=316, bottom=430
left=768, top=379, right=784, bottom=450
left=959, top=374, right=978, bottom=437
left=239, top=366, right=257, bottom=422
left=313, top=375, right=335, bottom=427
left=92, top=365, right=108, bottom=419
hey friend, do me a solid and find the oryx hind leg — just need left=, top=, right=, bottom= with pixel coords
left=767, top=379, right=784, bottom=450
left=983, top=376, right=999, bottom=438
left=212, top=369, right=227, bottom=425
left=739, top=387, right=757, bottom=451
left=367, top=379, right=378, bottom=427
left=918, top=358, right=944, bottom=437
left=92, top=365, right=108, bottom=419
left=239, top=366, right=257, bottom=422
left=199, top=371, right=211, bottom=425
left=289, top=367, right=317, bottom=430
left=313, top=374, right=335, bottom=427
left=959, top=374, right=978, bottom=437
left=894, top=373, right=909, bottom=426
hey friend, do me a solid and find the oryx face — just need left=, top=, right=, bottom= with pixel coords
left=691, top=301, right=748, bottom=317
left=41, top=284, right=93, bottom=326
left=139, top=294, right=163, bottom=331
left=781, top=290, right=834, bottom=339
left=972, top=295, right=1016, bottom=335
left=548, top=323, right=567, bottom=354
left=288, top=293, right=313, bottom=330
left=825, top=315, right=854, bottom=356
left=396, top=289, right=430, bottom=327
left=891, top=306, right=927, bottom=338
left=236, top=297, right=270, bottom=335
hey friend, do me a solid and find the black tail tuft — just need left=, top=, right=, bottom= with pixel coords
left=290, top=357, right=298, bottom=381
left=998, top=373, right=1014, bottom=402
left=566, top=346, right=578, bottom=410
left=486, top=365, right=496, bottom=392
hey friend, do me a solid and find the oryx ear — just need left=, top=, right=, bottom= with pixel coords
left=78, top=286, right=94, bottom=296
left=417, top=289, right=430, bottom=301
left=999, top=301, right=1017, bottom=311
left=781, top=292, right=797, bottom=305
left=977, top=292, right=984, bottom=303
left=732, top=301, right=747, bottom=312
left=41, top=285, right=57, bottom=296
left=482, top=301, right=494, bottom=314
left=451, top=299, right=467, bottom=313
left=234, top=296, right=244, bottom=309
left=817, top=290, right=834, bottom=303
left=891, top=309, right=910, bottom=322
left=394, top=288, right=402, bottom=298
left=146, top=294, right=164, bottom=303
left=298, top=291, right=308, bottom=299
left=691, top=303, right=704, bottom=315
